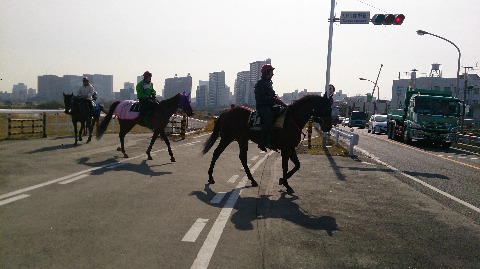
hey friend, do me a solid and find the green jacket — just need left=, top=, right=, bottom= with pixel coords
left=136, top=80, right=156, bottom=99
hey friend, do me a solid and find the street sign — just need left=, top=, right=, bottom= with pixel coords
left=340, top=11, right=370, bottom=24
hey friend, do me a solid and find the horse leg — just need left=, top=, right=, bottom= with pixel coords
left=78, top=121, right=84, bottom=142
left=279, top=149, right=300, bottom=194
left=86, top=120, right=93, bottom=143
left=145, top=129, right=160, bottom=161
left=118, top=122, right=135, bottom=158
left=155, top=129, right=175, bottom=162
left=238, top=139, right=257, bottom=187
left=73, top=121, right=78, bottom=146
left=207, top=138, right=232, bottom=184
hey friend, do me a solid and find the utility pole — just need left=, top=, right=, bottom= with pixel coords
left=461, top=66, right=473, bottom=133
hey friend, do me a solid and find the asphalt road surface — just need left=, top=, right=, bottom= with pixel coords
left=1, top=132, right=479, bottom=268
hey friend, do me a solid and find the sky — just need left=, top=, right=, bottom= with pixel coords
left=1, top=0, right=479, bottom=100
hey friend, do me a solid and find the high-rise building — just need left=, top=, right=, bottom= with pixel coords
left=164, top=73, right=192, bottom=99
left=12, top=83, right=28, bottom=102
left=234, top=71, right=250, bottom=106
left=247, top=58, right=271, bottom=107
left=208, top=71, right=226, bottom=108
left=38, top=75, right=63, bottom=102
left=83, top=74, right=113, bottom=101
left=195, top=80, right=209, bottom=108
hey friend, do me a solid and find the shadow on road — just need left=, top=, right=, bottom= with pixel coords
left=77, top=157, right=173, bottom=177
left=190, top=184, right=339, bottom=236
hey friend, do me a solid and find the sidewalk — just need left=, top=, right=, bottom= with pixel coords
left=240, top=153, right=480, bottom=268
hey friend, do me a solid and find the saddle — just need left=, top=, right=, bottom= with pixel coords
left=248, top=105, right=287, bottom=130
left=130, top=101, right=142, bottom=112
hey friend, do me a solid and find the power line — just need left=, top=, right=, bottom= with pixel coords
left=353, top=0, right=389, bottom=13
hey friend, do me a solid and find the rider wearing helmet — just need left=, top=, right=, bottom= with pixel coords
left=254, top=64, right=276, bottom=151
left=136, top=71, right=157, bottom=118
left=77, top=77, right=94, bottom=116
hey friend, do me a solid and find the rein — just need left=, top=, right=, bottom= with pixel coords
left=289, top=115, right=307, bottom=139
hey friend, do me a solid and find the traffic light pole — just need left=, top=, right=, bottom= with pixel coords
left=325, top=0, right=335, bottom=95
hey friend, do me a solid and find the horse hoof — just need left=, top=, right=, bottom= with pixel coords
left=148, top=156, right=153, bottom=160
left=287, top=188, right=295, bottom=194
left=278, top=178, right=284, bottom=185
left=208, top=179, right=215, bottom=184
left=124, top=154, right=129, bottom=158
left=251, top=181, right=258, bottom=187
left=117, top=147, right=122, bottom=151
left=171, top=158, right=176, bottom=162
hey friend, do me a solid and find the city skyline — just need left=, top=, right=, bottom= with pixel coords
left=1, top=0, right=479, bottom=100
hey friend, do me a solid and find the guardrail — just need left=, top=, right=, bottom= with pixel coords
left=329, top=126, right=359, bottom=157
left=7, top=113, right=47, bottom=138
left=455, top=134, right=480, bottom=153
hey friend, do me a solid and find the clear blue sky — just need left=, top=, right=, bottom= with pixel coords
left=1, top=0, right=479, bottom=100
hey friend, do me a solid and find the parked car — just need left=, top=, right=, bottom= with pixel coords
left=368, top=114, right=388, bottom=134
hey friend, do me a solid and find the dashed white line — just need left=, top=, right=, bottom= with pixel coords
left=210, top=192, right=226, bottom=204
left=58, top=174, right=89, bottom=185
left=0, top=194, right=30, bottom=206
left=227, top=175, right=239, bottom=184
left=190, top=151, right=275, bottom=269
left=182, top=218, right=209, bottom=242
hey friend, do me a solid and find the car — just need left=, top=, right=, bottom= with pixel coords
left=342, top=117, right=350, bottom=127
left=368, top=114, right=388, bottom=134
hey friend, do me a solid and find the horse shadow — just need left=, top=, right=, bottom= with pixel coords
left=190, top=184, right=339, bottom=236
left=26, top=142, right=78, bottom=154
left=77, top=157, right=173, bottom=177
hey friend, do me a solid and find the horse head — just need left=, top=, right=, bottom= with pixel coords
left=178, top=92, right=194, bottom=116
left=63, top=92, right=74, bottom=111
left=312, top=94, right=333, bottom=132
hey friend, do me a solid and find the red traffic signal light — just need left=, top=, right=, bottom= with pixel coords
left=371, top=14, right=405, bottom=25
left=393, top=14, right=405, bottom=25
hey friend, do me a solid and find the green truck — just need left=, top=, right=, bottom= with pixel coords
left=387, top=88, right=461, bottom=148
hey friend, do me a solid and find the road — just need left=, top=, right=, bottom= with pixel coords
left=1, top=131, right=480, bottom=268
left=346, top=126, right=480, bottom=223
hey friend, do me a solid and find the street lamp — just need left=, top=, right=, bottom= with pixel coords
left=416, top=30, right=461, bottom=98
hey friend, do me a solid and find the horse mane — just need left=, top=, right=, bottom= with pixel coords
left=288, top=94, right=322, bottom=109
left=158, top=93, right=180, bottom=107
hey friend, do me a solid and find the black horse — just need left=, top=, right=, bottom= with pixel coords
left=202, top=94, right=332, bottom=193
left=63, top=93, right=93, bottom=145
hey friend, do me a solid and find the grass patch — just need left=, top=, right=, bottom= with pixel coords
left=296, top=133, right=349, bottom=156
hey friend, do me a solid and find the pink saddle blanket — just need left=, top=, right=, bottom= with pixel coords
left=115, top=100, right=140, bottom=120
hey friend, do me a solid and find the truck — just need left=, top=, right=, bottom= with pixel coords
left=348, top=111, right=367, bottom=128
left=387, top=88, right=461, bottom=148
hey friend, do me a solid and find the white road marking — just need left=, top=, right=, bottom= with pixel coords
left=210, top=192, right=227, bottom=204
left=356, top=147, right=480, bottom=214
left=182, top=218, right=209, bottom=242
left=0, top=194, right=30, bottom=206
left=191, top=151, right=275, bottom=269
left=105, top=163, right=124, bottom=169
left=227, top=175, right=239, bottom=184
left=250, top=156, right=259, bottom=161
left=58, top=174, right=89, bottom=185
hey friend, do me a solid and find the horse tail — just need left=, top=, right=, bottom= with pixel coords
left=96, top=101, right=119, bottom=140
left=202, top=116, right=221, bottom=155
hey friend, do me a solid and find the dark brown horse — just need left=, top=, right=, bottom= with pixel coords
left=96, top=93, right=193, bottom=161
left=63, top=93, right=93, bottom=145
left=202, top=94, right=332, bottom=193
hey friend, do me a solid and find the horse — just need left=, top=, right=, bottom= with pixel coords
left=202, top=94, right=332, bottom=194
left=63, top=93, right=94, bottom=145
left=95, top=93, right=193, bottom=161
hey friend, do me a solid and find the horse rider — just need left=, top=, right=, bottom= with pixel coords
left=136, top=71, right=157, bottom=118
left=254, top=64, right=283, bottom=151
left=77, top=77, right=95, bottom=116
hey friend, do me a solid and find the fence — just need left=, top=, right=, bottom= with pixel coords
left=0, top=109, right=207, bottom=140
left=328, top=126, right=359, bottom=157
left=7, top=112, right=47, bottom=138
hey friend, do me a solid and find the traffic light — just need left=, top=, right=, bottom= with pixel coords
left=371, top=14, right=405, bottom=25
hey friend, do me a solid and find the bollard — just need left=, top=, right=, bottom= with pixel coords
left=307, top=119, right=312, bottom=149
left=181, top=115, right=186, bottom=139
left=42, top=112, right=47, bottom=137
